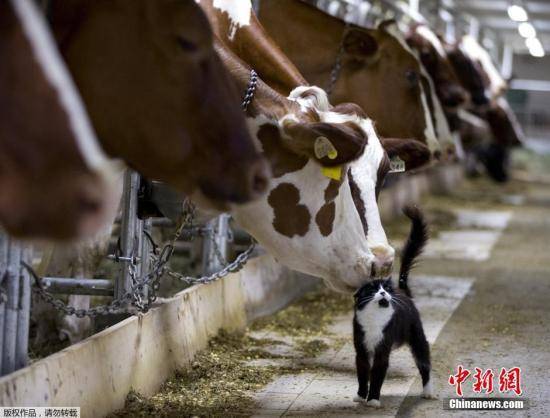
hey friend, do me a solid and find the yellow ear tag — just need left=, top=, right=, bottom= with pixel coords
left=314, top=136, right=338, bottom=160
left=321, top=165, right=343, bottom=181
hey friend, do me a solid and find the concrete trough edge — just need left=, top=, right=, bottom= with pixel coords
left=0, top=165, right=463, bottom=417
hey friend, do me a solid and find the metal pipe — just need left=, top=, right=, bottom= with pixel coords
left=41, top=278, right=114, bottom=296
left=0, top=232, right=8, bottom=373
left=201, top=214, right=230, bottom=275
left=15, top=246, right=31, bottom=370
left=501, top=44, right=514, bottom=80
left=2, top=240, right=21, bottom=375
left=115, top=170, right=141, bottom=300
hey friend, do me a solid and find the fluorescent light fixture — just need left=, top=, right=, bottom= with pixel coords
left=518, top=22, right=536, bottom=38
left=507, top=4, right=528, bottom=22
left=525, top=37, right=545, bottom=57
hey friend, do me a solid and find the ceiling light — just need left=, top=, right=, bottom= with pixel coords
left=508, top=4, right=528, bottom=22
left=526, top=37, right=545, bottom=57
left=518, top=22, right=536, bottom=38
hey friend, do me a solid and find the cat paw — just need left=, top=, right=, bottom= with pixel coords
left=366, top=399, right=381, bottom=408
left=353, top=395, right=367, bottom=403
left=422, top=381, right=438, bottom=399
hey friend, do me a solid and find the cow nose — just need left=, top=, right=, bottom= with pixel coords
left=371, top=245, right=395, bottom=276
left=248, top=158, right=270, bottom=198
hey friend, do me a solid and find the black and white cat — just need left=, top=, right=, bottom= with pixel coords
left=352, top=205, right=435, bottom=407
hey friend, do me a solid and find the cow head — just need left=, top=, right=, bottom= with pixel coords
left=407, top=25, right=469, bottom=109
left=447, top=45, right=491, bottom=106
left=0, top=0, right=120, bottom=240
left=50, top=0, right=269, bottom=208
left=232, top=87, right=397, bottom=293
left=327, top=20, right=440, bottom=158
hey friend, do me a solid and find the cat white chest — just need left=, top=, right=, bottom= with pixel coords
left=356, top=303, right=394, bottom=354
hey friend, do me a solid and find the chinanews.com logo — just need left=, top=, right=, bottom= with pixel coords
left=445, top=365, right=528, bottom=410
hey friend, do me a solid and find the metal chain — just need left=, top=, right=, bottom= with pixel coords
left=326, top=23, right=351, bottom=96
left=242, top=69, right=258, bottom=111
left=25, top=199, right=255, bottom=317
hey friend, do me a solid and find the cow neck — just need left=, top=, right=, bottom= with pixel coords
left=260, top=0, right=343, bottom=91
left=200, top=0, right=307, bottom=96
left=215, top=39, right=298, bottom=121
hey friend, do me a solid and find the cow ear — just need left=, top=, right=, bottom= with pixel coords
left=380, top=138, right=431, bottom=170
left=343, top=28, right=379, bottom=61
left=282, top=121, right=368, bottom=166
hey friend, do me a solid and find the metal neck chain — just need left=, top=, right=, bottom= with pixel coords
left=326, top=23, right=350, bottom=96
left=25, top=198, right=255, bottom=317
left=242, top=69, right=258, bottom=112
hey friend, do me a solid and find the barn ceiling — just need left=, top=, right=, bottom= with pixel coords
left=451, top=0, right=550, bottom=52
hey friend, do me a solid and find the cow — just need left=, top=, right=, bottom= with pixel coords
left=48, top=0, right=269, bottom=209
left=258, top=0, right=444, bottom=160
left=447, top=37, right=523, bottom=182
left=215, top=41, right=393, bottom=293
left=0, top=0, right=120, bottom=240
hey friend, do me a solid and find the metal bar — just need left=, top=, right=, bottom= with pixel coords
left=139, top=219, right=152, bottom=300
left=0, top=232, right=9, bottom=373
left=41, top=278, right=114, bottom=296
left=114, top=170, right=140, bottom=300
left=15, top=246, right=31, bottom=370
left=501, top=43, right=514, bottom=80
left=2, top=240, right=21, bottom=375
left=201, top=214, right=230, bottom=276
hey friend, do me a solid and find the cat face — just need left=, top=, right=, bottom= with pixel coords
left=354, top=279, right=394, bottom=310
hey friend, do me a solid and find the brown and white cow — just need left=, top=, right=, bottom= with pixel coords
left=447, top=36, right=523, bottom=182
left=214, top=40, right=396, bottom=292
left=48, top=0, right=269, bottom=208
left=258, top=0, right=442, bottom=160
left=0, top=0, right=120, bottom=240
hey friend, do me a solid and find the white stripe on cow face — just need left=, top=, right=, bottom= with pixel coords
left=383, top=23, right=440, bottom=154
left=348, top=119, right=395, bottom=276
left=10, top=0, right=116, bottom=175
left=460, top=35, right=506, bottom=99
left=211, top=0, right=252, bottom=41
left=423, top=68, right=454, bottom=151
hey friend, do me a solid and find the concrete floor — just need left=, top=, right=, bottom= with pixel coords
left=245, top=177, right=550, bottom=417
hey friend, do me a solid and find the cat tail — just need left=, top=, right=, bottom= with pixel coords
left=399, top=205, right=429, bottom=298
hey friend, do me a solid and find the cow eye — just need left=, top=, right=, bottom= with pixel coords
left=177, top=36, right=198, bottom=52
left=405, top=70, right=419, bottom=87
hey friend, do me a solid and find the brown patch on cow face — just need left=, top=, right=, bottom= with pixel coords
left=315, top=178, right=343, bottom=237
left=257, top=123, right=308, bottom=178
left=268, top=183, right=310, bottom=237
left=348, top=171, right=368, bottom=237
left=315, top=202, right=335, bottom=236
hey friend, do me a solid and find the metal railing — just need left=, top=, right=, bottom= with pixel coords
left=0, top=169, right=251, bottom=377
